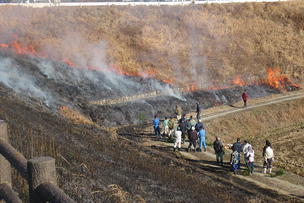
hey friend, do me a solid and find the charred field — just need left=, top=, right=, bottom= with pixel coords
left=0, top=48, right=303, bottom=202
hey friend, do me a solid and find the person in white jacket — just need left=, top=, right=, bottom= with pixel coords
left=173, top=127, right=182, bottom=152
left=243, top=140, right=252, bottom=164
left=263, top=140, right=274, bottom=174
left=246, top=145, right=254, bottom=173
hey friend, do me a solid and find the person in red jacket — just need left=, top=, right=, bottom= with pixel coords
left=242, top=90, right=248, bottom=108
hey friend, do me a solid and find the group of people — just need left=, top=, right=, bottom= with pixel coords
left=229, top=138, right=274, bottom=175
left=153, top=102, right=206, bottom=153
left=153, top=95, right=275, bottom=175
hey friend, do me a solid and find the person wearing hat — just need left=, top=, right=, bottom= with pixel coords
left=187, top=126, right=198, bottom=152
left=173, top=127, right=182, bottom=152
left=243, top=140, right=253, bottom=164
left=232, top=138, right=242, bottom=168
left=242, top=90, right=248, bottom=108
left=162, top=116, right=169, bottom=137
left=168, top=116, right=175, bottom=137
left=195, top=119, right=205, bottom=132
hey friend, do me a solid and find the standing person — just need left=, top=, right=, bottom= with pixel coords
left=162, top=116, right=169, bottom=137
left=153, top=115, right=160, bottom=138
left=198, top=126, right=206, bottom=152
left=179, top=114, right=187, bottom=124
left=179, top=120, right=187, bottom=144
left=213, top=136, right=223, bottom=166
left=173, top=127, right=182, bottom=152
left=246, top=145, right=255, bottom=173
left=263, top=140, right=274, bottom=174
left=242, top=90, right=248, bottom=108
left=195, top=119, right=205, bottom=132
left=243, top=140, right=252, bottom=164
left=168, top=116, right=175, bottom=137
left=233, top=138, right=242, bottom=169
left=186, top=117, right=194, bottom=133
left=187, top=126, right=198, bottom=152
left=230, top=147, right=239, bottom=175
left=175, top=105, right=182, bottom=122
left=196, top=102, right=201, bottom=120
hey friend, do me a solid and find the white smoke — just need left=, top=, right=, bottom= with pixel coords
left=0, top=56, right=53, bottom=105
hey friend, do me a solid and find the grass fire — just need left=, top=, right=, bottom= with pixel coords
left=0, top=1, right=304, bottom=202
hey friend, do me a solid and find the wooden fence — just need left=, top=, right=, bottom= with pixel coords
left=0, top=120, right=75, bottom=203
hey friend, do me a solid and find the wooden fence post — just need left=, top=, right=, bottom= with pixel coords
left=0, top=120, right=12, bottom=187
left=28, top=157, right=57, bottom=203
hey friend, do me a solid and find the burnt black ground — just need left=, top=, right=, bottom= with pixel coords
left=0, top=52, right=302, bottom=202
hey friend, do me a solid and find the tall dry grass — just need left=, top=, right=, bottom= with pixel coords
left=0, top=1, right=303, bottom=86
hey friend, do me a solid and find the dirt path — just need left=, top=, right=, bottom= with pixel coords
left=141, top=90, right=304, bottom=200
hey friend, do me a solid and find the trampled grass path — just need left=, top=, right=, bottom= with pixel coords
left=143, top=90, right=304, bottom=200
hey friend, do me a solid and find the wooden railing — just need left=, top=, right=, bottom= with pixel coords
left=0, top=120, right=75, bottom=203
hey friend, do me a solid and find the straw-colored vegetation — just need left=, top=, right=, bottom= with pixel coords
left=1, top=1, right=304, bottom=202
left=205, top=97, right=304, bottom=176
left=0, top=1, right=303, bottom=87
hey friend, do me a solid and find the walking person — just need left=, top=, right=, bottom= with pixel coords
left=162, top=116, right=169, bottom=137
left=153, top=115, right=160, bottom=138
left=243, top=140, right=252, bottom=164
left=213, top=136, right=223, bottom=166
left=263, top=140, right=274, bottom=174
left=242, top=90, right=248, bottom=108
left=230, top=147, right=239, bottom=175
left=173, top=127, right=182, bottom=152
left=245, top=145, right=255, bottom=173
left=175, top=104, right=182, bottom=121
left=168, top=116, right=175, bottom=137
left=232, top=138, right=242, bottom=168
left=187, top=126, right=198, bottom=152
left=198, top=126, right=206, bottom=152
left=196, top=102, right=201, bottom=120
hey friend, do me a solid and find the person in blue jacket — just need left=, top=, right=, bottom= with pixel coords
left=153, top=115, right=160, bottom=137
left=198, top=126, right=206, bottom=152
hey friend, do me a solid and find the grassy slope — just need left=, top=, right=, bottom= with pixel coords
left=0, top=1, right=303, bottom=86
left=1, top=1, right=304, bottom=202
left=205, top=96, right=304, bottom=176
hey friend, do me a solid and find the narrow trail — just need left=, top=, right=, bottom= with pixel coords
left=141, top=90, right=304, bottom=200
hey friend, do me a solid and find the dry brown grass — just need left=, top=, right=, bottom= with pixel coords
left=59, top=106, right=94, bottom=125
left=0, top=1, right=303, bottom=87
left=204, top=96, right=304, bottom=176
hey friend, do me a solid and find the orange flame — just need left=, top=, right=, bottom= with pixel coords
left=0, top=35, right=300, bottom=92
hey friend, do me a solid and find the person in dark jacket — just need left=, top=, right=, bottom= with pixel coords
left=213, top=136, right=223, bottom=166
left=179, top=120, right=187, bottom=144
left=230, top=147, right=239, bottom=175
left=242, top=90, right=248, bottom=108
left=179, top=114, right=187, bottom=124
left=187, top=126, right=198, bottom=152
left=232, top=138, right=242, bottom=168
left=196, top=102, right=201, bottom=120
left=195, top=119, right=205, bottom=132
